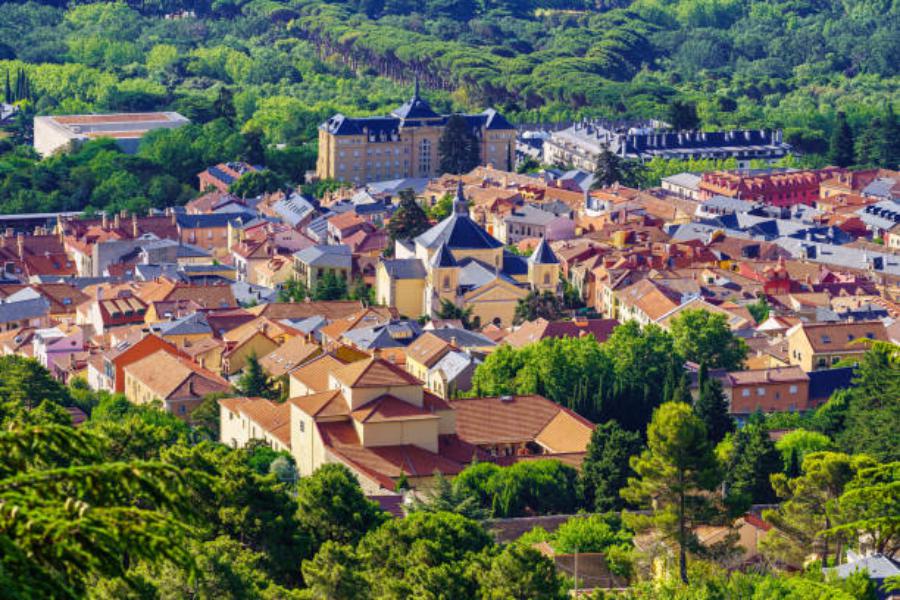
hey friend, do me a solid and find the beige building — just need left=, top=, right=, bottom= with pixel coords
left=34, top=112, right=189, bottom=158
left=375, top=184, right=560, bottom=326
left=316, top=81, right=515, bottom=183
left=219, top=397, right=292, bottom=453
left=785, top=321, right=888, bottom=371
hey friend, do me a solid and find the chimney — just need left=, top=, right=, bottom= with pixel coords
left=101, top=212, right=109, bottom=230
left=16, top=233, right=24, bottom=259
left=132, top=214, right=139, bottom=238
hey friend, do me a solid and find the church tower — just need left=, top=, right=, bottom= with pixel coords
left=429, top=241, right=459, bottom=303
left=527, top=238, right=560, bottom=293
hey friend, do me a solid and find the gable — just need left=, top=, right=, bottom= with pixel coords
left=463, top=279, right=529, bottom=303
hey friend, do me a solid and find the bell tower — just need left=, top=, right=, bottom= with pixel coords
left=527, top=238, right=560, bottom=293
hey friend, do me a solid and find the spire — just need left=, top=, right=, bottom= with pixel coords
left=413, top=76, right=420, bottom=101
left=529, top=238, right=559, bottom=265
left=430, top=242, right=457, bottom=268
left=453, top=180, right=469, bottom=216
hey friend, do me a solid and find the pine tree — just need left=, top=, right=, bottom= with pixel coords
left=877, top=104, right=900, bottom=168
left=438, top=114, right=480, bottom=175
left=387, top=188, right=430, bottom=240
left=236, top=353, right=276, bottom=399
left=855, top=117, right=882, bottom=166
left=693, top=366, right=734, bottom=444
left=724, top=420, right=781, bottom=510
left=828, top=111, right=855, bottom=167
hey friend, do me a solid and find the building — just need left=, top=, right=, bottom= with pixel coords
left=316, top=81, right=516, bottom=183
left=724, top=366, right=811, bottom=416
left=785, top=321, right=888, bottom=371
left=292, top=244, right=352, bottom=289
left=542, top=121, right=788, bottom=171
left=376, top=183, right=560, bottom=326
left=34, top=112, right=189, bottom=158
left=503, top=317, right=619, bottom=348
left=494, top=204, right=575, bottom=245
left=198, top=162, right=261, bottom=193
left=219, top=397, right=292, bottom=452
left=661, top=173, right=703, bottom=200
left=698, top=168, right=843, bottom=206
left=123, top=349, right=229, bottom=420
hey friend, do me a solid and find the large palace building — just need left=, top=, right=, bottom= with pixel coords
left=316, top=81, right=516, bottom=184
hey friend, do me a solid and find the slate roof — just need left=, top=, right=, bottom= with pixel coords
left=380, top=258, right=425, bottom=280
left=828, top=554, right=900, bottom=580
left=414, top=208, right=504, bottom=250
left=458, top=258, right=518, bottom=290
left=502, top=251, right=529, bottom=276
left=176, top=212, right=255, bottom=229
left=0, top=289, right=50, bottom=324
left=807, top=366, right=856, bottom=401
left=430, top=243, right=458, bottom=268
left=157, top=312, right=213, bottom=336
left=293, top=244, right=352, bottom=269
left=272, top=194, right=315, bottom=227
left=428, top=327, right=496, bottom=349
left=391, top=84, right=440, bottom=120
left=529, top=238, right=559, bottom=265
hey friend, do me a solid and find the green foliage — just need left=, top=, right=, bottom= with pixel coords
left=436, top=298, right=475, bottom=328
left=622, top=402, right=721, bottom=583
left=720, top=417, right=781, bottom=510
left=747, top=296, right=770, bottom=323
left=836, top=341, right=900, bottom=462
left=669, top=309, right=748, bottom=370
left=0, top=424, right=199, bottom=599
left=828, top=111, right=855, bottom=167
left=579, top=420, right=643, bottom=512
left=693, top=365, right=735, bottom=444
left=235, top=352, right=276, bottom=400
left=228, top=169, right=286, bottom=198
left=591, top=149, right=645, bottom=189
left=278, top=277, right=309, bottom=303
left=408, top=471, right=491, bottom=520
left=0, top=355, right=72, bottom=418
left=438, top=113, right=481, bottom=175
left=775, top=429, right=834, bottom=468
left=513, top=290, right=566, bottom=325
left=553, top=514, right=632, bottom=555
left=386, top=188, right=430, bottom=241
left=295, top=464, right=388, bottom=553
left=313, top=270, right=349, bottom=301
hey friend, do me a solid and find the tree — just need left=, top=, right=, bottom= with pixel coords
left=349, top=277, right=374, bottom=306
left=828, top=111, right=855, bottom=167
left=0, top=355, right=72, bottom=416
left=764, top=452, right=875, bottom=567
left=747, top=296, right=769, bottom=323
left=4, top=70, right=10, bottom=104
left=775, top=429, right=834, bottom=468
left=0, top=424, right=197, bottom=598
left=313, top=270, right=348, bottom=301
left=837, top=341, right=900, bottom=462
left=826, top=460, right=900, bottom=559
left=408, top=472, right=490, bottom=520
left=438, top=114, right=480, bottom=175
left=436, top=298, right=474, bottom=328
left=387, top=188, right=430, bottom=240
left=295, top=464, right=388, bottom=552
left=552, top=513, right=633, bottom=555
left=667, top=99, right=700, bottom=130
left=513, top=290, right=565, bottom=325
left=721, top=417, right=781, bottom=510
left=669, top=309, right=747, bottom=370
left=278, top=277, right=308, bottom=302
left=229, top=169, right=285, bottom=198
left=478, top=543, right=567, bottom=600
left=693, top=366, right=734, bottom=444
left=579, top=420, right=643, bottom=512
left=302, top=542, right=371, bottom=600
left=622, top=402, right=721, bottom=583
left=191, top=393, right=228, bottom=440
left=235, top=353, right=275, bottom=400
left=591, top=149, right=644, bottom=188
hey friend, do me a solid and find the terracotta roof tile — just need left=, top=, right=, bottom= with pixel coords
left=333, top=357, right=421, bottom=388
left=220, top=397, right=292, bottom=447
left=288, top=390, right=348, bottom=418
left=289, top=354, right=347, bottom=393
left=259, top=337, right=321, bottom=377
left=405, top=332, right=451, bottom=367
left=350, top=395, right=439, bottom=423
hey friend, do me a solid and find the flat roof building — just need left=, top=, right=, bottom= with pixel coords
left=34, top=112, right=190, bottom=157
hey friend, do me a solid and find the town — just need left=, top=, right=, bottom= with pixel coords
left=0, top=1, right=898, bottom=597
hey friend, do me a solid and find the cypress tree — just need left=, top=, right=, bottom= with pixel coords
left=236, top=352, right=276, bottom=399
left=878, top=104, right=900, bottom=168
left=438, top=113, right=480, bottom=175
left=828, top=111, right=855, bottom=167
left=693, top=367, right=735, bottom=444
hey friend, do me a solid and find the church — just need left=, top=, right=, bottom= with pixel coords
left=376, top=182, right=560, bottom=326
left=316, top=81, right=516, bottom=183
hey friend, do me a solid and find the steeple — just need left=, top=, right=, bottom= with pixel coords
left=413, top=76, right=420, bottom=101
left=453, top=180, right=469, bottom=216
left=529, top=238, right=559, bottom=265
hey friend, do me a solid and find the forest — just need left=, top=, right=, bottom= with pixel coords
left=0, top=0, right=897, bottom=215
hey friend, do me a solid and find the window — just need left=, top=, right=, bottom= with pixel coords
left=299, top=420, right=305, bottom=433
left=543, top=272, right=550, bottom=285
left=442, top=276, right=450, bottom=291
left=757, top=387, right=765, bottom=396
left=742, top=389, right=750, bottom=397
left=789, top=384, right=798, bottom=394
left=419, top=139, right=432, bottom=175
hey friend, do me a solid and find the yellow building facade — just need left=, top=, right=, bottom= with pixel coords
left=316, top=82, right=516, bottom=184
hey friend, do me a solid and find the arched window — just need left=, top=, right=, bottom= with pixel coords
left=543, top=272, right=550, bottom=285
left=442, top=276, right=450, bottom=291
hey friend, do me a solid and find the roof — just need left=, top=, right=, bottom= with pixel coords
left=381, top=258, right=428, bottom=279
left=430, top=242, right=458, bottom=268
left=247, top=301, right=363, bottom=321
left=789, top=321, right=888, bottom=353
left=529, top=238, right=559, bottom=265
left=414, top=187, right=504, bottom=251
left=451, top=395, right=594, bottom=452
left=828, top=554, right=900, bottom=580
left=288, top=389, right=348, bottom=418
left=293, top=244, right=352, bottom=269
left=0, top=292, right=50, bottom=324
left=158, top=312, right=213, bottom=337
left=405, top=332, right=451, bottom=367
left=726, top=366, right=808, bottom=386
left=505, top=204, right=561, bottom=226
left=124, top=350, right=227, bottom=399
left=807, top=366, right=856, bottom=401
left=289, top=353, right=348, bottom=393
left=350, top=394, right=438, bottom=423
left=332, top=356, right=421, bottom=388
left=219, top=396, right=292, bottom=447
left=258, top=337, right=321, bottom=377
left=504, top=318, right=619, bottom=348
